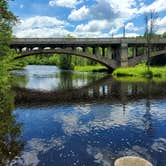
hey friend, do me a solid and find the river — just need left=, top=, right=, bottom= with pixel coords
left=2, top=65, right=166, bottom=166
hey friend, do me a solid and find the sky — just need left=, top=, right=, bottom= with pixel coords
left=9, top=0, right=166, bottom=38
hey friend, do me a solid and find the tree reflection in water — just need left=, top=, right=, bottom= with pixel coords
left=0, top=77, right=24, bottom=166
left=143, top=99, right=153, bottom=136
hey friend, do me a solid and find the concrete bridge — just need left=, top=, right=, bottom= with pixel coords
left=10, top=38, right=166, bottom=70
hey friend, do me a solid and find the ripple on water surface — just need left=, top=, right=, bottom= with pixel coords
left=13, top=99, right=166, bottom=166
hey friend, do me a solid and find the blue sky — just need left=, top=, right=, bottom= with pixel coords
left=9, top=0, right=166, bottom=38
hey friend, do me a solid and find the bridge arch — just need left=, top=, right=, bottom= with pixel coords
left=14, top=49, right=118, bottom=70
left=152, top=49, right=166, bottom=57
left=128, top=49, right=166, bottom=67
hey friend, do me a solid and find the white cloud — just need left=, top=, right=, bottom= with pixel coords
left=53, top=104, right=92, bottom=135
left=15, top=27, right=71, bottom=38
left=125, top=22, right=141, bottom=32
left=17, top=16, right=67, bottom=30
left=15, top=0, right=166, bottom=38
left=49, top=0, right=82, bottom=8
left=71, top=0, right=139, bottom=37
left=14, top=16, right=71, bottom=38
left=87, top=145, right=114, bottom=166
left=114, top=32, right=140, bottom=38
left=75, top=20, right=111, bottom=32
left=14, top=137, right=66, bottom=166
left=151, top=138, right=166, bottom=152
left=138, top=0, right=166, bottom=13
left=75, top=31, right=109, bottom=38
left=109, top=28, right=119, bottom=36
left=156, top=16, right=166, bottom=34
left=99, top=0, right=137, bottom=20
left=14, top=15, right=111, bottom=38
left=68, top=6, right=90, bottom=21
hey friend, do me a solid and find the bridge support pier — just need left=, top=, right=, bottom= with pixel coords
left=107, top=46, right=112, bottom=58
left=144, top=47, right=147, bottom=56
left=132, top=47, right=137, bottom=57
left=120, top=43, right=128, bottom=67
left=93, top=47, right=96, bottom=55
left=95, top=47, right=100, bottom=56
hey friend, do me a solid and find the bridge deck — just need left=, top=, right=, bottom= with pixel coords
left=10, top=38, right=166, bottom=47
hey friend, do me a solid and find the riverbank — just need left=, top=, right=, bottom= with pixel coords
left=112, top=65, right=166, bottom=78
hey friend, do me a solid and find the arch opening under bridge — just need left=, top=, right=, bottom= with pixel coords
left=14, top=48, right=119, bottom=71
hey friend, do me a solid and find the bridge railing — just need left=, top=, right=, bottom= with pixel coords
left=11, top=37, right=166, bottom=45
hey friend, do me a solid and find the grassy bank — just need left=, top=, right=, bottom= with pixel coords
left=113, top=65, right=166, bottom=78
left=113, top=76, right=166, bottom=83
left=74, top=65, right=108, bottom=72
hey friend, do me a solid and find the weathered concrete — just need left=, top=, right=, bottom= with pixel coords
left=95, top=47, right=100, bottom=56
left=115, top=156, right=153, bottom=166
left=15, top=49, right=118, bottom=70
left=10, top=38, right=166, bottom=47
left=120, top=43, right=128, bottom=67
left=10, top=37, right=166, bottom=69
left=107, top=46, right=112, bottom=58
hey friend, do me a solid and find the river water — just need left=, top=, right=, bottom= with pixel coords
left=5, top=65, right=166, bottom=165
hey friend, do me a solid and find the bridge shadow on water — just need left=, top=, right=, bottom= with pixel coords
left=13, top=75, right=166, bottom=107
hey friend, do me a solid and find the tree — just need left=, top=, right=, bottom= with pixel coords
left=0, top=78, right=24, bottom=165
left=59, top=54, right=73, bottom=70
left=162, top=32, right=166, bottom=38
left=58, top=34, right=74, bottom=70
left=144, top=10, right=158, bottom=73
left=0, top=0, right=18, bottom=71
left=0, top=3, right=24, bottom=164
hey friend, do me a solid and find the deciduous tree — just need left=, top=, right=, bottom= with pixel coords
left=0, top=0, right=17, bottom=71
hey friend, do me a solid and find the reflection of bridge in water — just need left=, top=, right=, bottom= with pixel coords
left=14, top=76, right=166, bottom=106
left=11, top=38, right=166, bottom=70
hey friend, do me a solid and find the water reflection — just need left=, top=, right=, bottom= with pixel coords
left=143, top=100, right=153, bottom=135
left=0, top=79, right=23, bottom=165
left=13, top=99, right=166, bottom=166
left=14, top=76, right=166, bottom=106
left=11, top=65, right=166, bottom=166
left=12, top=65, right=106, bottom=91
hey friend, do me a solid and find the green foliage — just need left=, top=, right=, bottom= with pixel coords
left=113, top=75, right=166, bottom=82
left=113, top=64, right=166, bottom=78
left=74, top=65, right=108, bottom=72
left=59, top=54, right=73, bottom=70
left=0, top=70, right=24, bottom=165
left=0, top=4, right=24, bottom=163
left=25, top=52, right=101, bottom=69
left=162, top=32, right=166, bottom=38
left=0, top=0, right=21, bottom=71
left=24, top=54, right=59, bottom=65
left=128, top=48, right=133, bottom=58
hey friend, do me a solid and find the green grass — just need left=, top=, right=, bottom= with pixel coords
left=113, top=65, right=166, bottom=78
left=74, top=65, right=108, bottom=72
left=113, top=76, right=166, bottom=82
